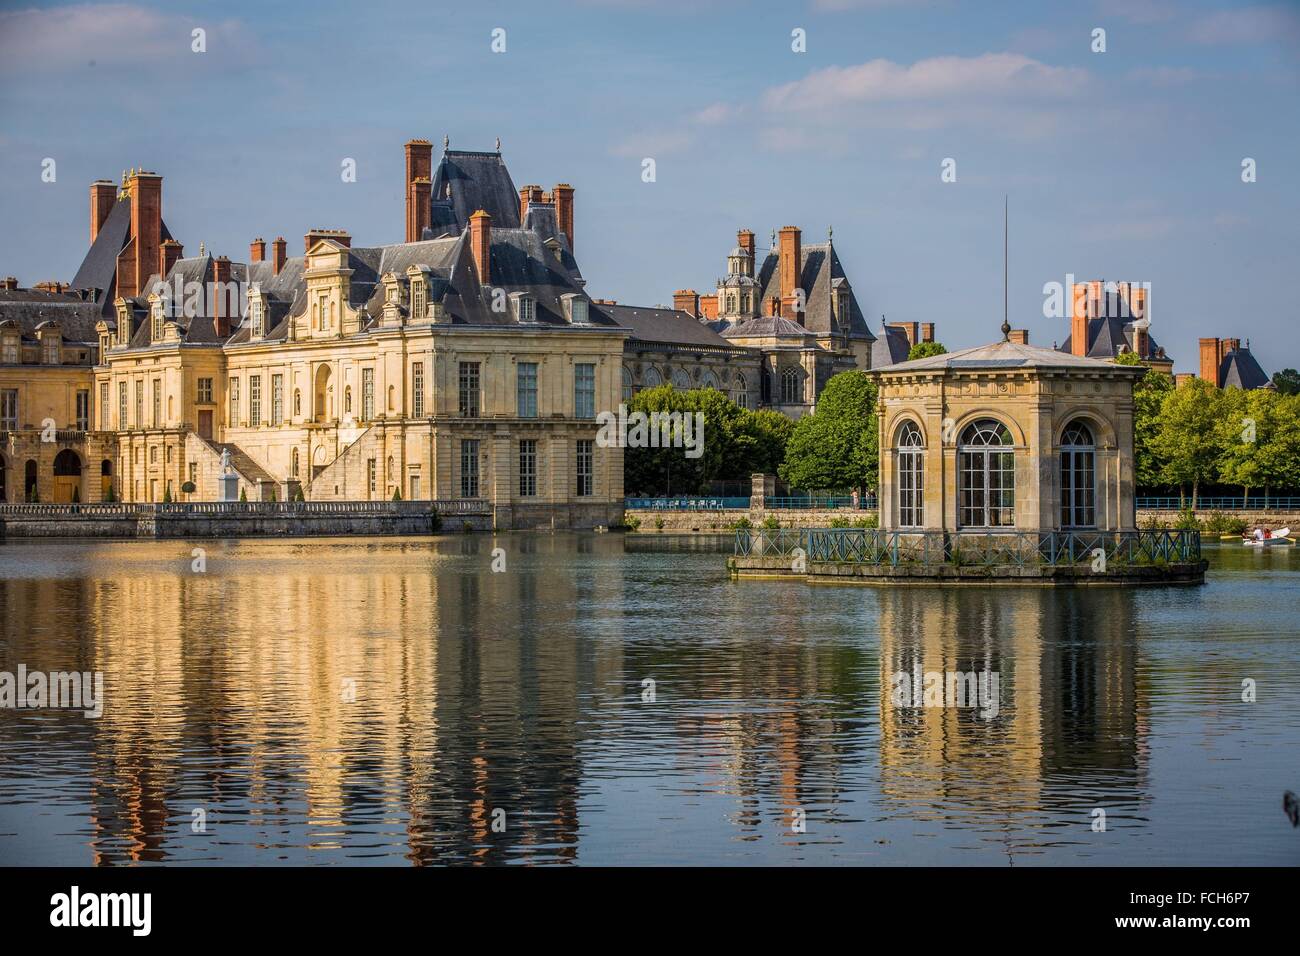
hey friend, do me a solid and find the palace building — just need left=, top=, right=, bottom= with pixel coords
left=1057, top=280, right=1174, bottom=375
left=0, top=141, right=630, bottom=527
left=873, top=328, right=1145, bottom=535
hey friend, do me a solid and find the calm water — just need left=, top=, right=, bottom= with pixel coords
left=1, top=532, right=1298, bottom=866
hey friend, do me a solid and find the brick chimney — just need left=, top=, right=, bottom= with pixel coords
left=1199, top=338, right=1222, bottom=386
left=737, top=229, right=755, bottom=258
left=159, top=239, right=183, bottom=279
left=271, top=237, right=287, bottom=275
left=553, top=184, right=574, bottom=251
left=890, top=321, right=919, bottom=347
left=116, top=171, right=162, bottom=299
left=469, top=209, right=491, bottom=286
left=404, top=139, right=433, bottom=243
left=1, top=277, right=18, bottom=291
left=90, top=180, right=117, bottom=244
left=1070, top=281, right=1094, bottom=357
left=212, top=256, right=232, bottom=337
left=778, top=226, right=802, bottom=322
left=249, top=237, right=266, bottom=263
left=699, top=294, right=719, bottom=320
left=673, top=289, right=700, bottom=317
left=519, top=185, right=544, bottom=221
left=1008, top=329, right=1029, bottom=345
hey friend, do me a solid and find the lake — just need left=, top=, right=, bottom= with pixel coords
left=1, top=533, right=1297, bottom=865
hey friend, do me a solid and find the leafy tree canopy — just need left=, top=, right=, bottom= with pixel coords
left=779, top=370, right=878, bottom=492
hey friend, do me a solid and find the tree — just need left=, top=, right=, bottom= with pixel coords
left=1130, top=364, right=1174, bottom=489
left=392, top=487, right=402, bottom=501
left=1220, top=390, right=1300, bottom=506
left=907, top=341, right=947, bottom=361
left=1113, top=350, right=1143, bottom=367
left=1153, top=377, right=1226, bottom=508
left=1272, top=368, right=1300, bottom=396
left=779, top=370, right=878, bottom=493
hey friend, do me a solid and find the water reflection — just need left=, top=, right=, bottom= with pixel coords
left=0, top=536, right=1296, bottom=865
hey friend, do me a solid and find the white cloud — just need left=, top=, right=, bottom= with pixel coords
left=0, top=3, right=251, bottom=72
left=762, top=53, right=1088, bottom=111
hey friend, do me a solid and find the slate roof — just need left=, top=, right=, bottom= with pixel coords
left=871, top=320, right=911, bottom=367
left=429, top=149, right=521, bottom=233
left=1058, top=291, right=1167, bottom=362
left=68, top=193, right=175, bottom=317
left=0, top=288, right=104, bottom=343
left=1219, top=344, right=1271, bottom=389
left=600, top=303, right=745, bottom=350
left=873, top=338, right=1146, bottom=374
left=755, top=241, right=874, bottom=340
left=721, top=315, right=814, bottom=339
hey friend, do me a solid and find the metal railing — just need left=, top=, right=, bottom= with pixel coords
left=0, top=499, right=491, bottom=517
left=766, top=496, right=869, bottom=509
left=1137, top=496, right=1300, bottom=511
left=734, top=527, right=1202, bottom=567
left=625, top=495, right=877, bottom=511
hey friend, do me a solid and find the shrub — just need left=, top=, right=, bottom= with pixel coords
left=1204, top=511, right=1247, bottom=535
left=761, top=514, right=781, bottom=530
left=392, top=487, right=402, bottom=501
left=729, top=516, right=753, bottom=531
left=103, top=485, right=116, bottom=503
left=1140, top=513, right=1167, bottom=531
left=829, top=516, right=851, bottom=528
left=162, top=486, right=172, bottom=503
left=293, top=487, right=305, bottom=502
left=239, top=488, right=248, bottom=502
left=624, top=513, right=642, bottom=531
left=852, top=515, right=878, bottom=529
left=654, top=516, right=665, bottom=531
left=1173, top=509, right=1201, bottom=531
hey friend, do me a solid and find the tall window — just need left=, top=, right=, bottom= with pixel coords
left=0, top=389, right=17, bottom=430
left=249, top=375, right=262, bottom=426
left=43, top=337, right=59, bottom=365
left=1060, top=421, right=1096, bottom=528
left=734, top=374, right=748, bottom=409
left=959, top=419, right=1015, bottom=528
left=517, top=362, right=538, bottom=418
left=134, top=381, right=143, bottom=428
left=367, top=458, right=376, bottom=495
left=412, top=362, right=424, bottom=417
left=152, top=378, right=161, bottom=427
left=458, top=362, right=480, bottom=417
left=229, top=377, right=240, bottom=426
left=519, top=439, right=537, bottom=496
left=2, top=337, right=18, bottom=364
left=780, top=367, right=799, bottom=404
left=461, top=439, right=480, bottom=497
left=361, top=368, right=374, bottom=420
left=250, top=298, right=264, bottom=337
left=100, top=383, right=109, bottom=429
left=896, top=421, right=925, bottom=528
left=576, top=439, right=594, bottom=497
left=411, top=281, right=426, bottom=319
left=75, top=390, right=90, bottom=430
left=197, top=378, right=213, bottom=403
left=621, top=367, right=633, bottom=403
left=574, top=363, right=595, bottom=419
left=150, top=302, right=164, bottom=342
left=119, top=382, right=128, bottom=429
left=271, top=374, right=284, bottom=425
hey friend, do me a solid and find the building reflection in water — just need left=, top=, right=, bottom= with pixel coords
left=0, top=537, right=1149, bottom=864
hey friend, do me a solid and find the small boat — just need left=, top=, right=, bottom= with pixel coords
left=1242, top=527, right=1292, bottom=546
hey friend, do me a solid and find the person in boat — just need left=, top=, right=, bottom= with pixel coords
left=1265, top=527, right=1274, bottom=540
left=1253, top=526, right=1266, bottom=542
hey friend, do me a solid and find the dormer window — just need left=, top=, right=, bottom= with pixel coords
left=249, top=293, right=265, bottom=338
left=150, top=299, right=164, bottom=342
left=43, top=335, right=60, bottom=365
left=511, top=292, right=536, bottom=324
left=412, top=280, right=427, bottom=319
left=2, top=331, right=18, bottom=365
left=116, top=305, right=131, bottom=346
left=561, top=293, right=588, bottom=325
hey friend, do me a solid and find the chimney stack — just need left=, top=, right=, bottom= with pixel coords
left=117, top=171, right=162, bottom=299
left=1070, top=281, right=1095, bottom=357
left=737, top=229, right=755, bottom=258
left=159, top=239, right=183, bottom=279
left=271, top=237, right=287, bottom=275
left=1199, top=338, right=1222, bottom=386
left=778, top=226, right=802, bottom=322
left=673, top=289, right=700, bottom=318
left=90, top=180, right=117, bottom=244
left=519, top=185, right=544, bottom=221
left=921, top=322, right=935, bottom=343
left=469, top=209, right=491, bottom=286
left=1, top=277, right=18, bottom=291
left=1008, top=329, right=1029, bottom=345
left=553, top=184, right=574, bottom=251
left=404, top=139, right=433, bottom=243
left=212, top=256, right=232, bottom=337
left=249, top=237, right=266, bottom=263
left=304, top=229, right=350, bottom=253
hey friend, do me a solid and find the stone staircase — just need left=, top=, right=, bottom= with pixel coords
left=187, top=435, right=278, bottom=500
left=304, top=426, right=376, bottom=500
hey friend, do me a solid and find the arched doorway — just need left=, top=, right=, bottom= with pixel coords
left=1059, top=420, right=1096, bottom=528
left=24, top=459, right=38, bottom=502
left=314, top=364, right=333, bottom=423
left=958, top=419, right=1015, bottom=528
left=52, top=449, right=83, bottom=503
left=101, top=459, right=113, bottom=501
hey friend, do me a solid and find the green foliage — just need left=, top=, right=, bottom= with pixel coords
left=1215, top=389, right=1300, bottom=504
left=239, top=488, right=248, bottom=502
left=1173, top=509, right=1201, bottom=531
left=761, top=514, right=780, bottom=530
left=654, top=515, right=665, bottom=530
left=1113, top=350, right=1144, bottom=366
left=620, top=386, right=790, bottom=495
left=268, top=488, right=277, bottom=502
left=1131, top=366, right=1175, bottom=488
left=162, top=486, right=172, bottom=503
left=392, top=487, right=402, bottom=501
left=779, top=370, right=879, bottom=493
left=1153, top=378, right=1227, bottom=506
left=293, top=487, right=305, bottom=502
left=623, top=513, right=641, bottom=532
left=907, top=341, right=947, bottom=361
left=1203, top=511, right=1248, bottom=535
left=729, top=516, right=752, bottom=530
left=1272, top=368, right=1300, bottom=396
left=103, top=485, right=116, bottom=503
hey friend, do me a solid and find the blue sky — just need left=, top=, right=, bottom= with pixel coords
left=1, top=0, right=1297, bottom=372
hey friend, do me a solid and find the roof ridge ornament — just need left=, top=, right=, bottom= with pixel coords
left=442, top=135, right=450, bottom=152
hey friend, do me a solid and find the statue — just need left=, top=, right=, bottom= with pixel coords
left=220, top=448, right=232, bottom=475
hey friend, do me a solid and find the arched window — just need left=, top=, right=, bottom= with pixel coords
left=643, top=366, right=662, bottom=389
left=734, top=373, right=748, bottom=409
left=780, top=367, right=799, bottom=404
left=958, top=418, right=1014, bottom=528
left=896, top=420, right=925, bottom=528
left=621, top=367, right=633, bottom=402
left=700, top=372, right=718, bottom=390
left=672, top=369, right=691, bottom=390
left=293, top=390, right=301, bottom=416
left=1060, top=420, right=1096, bottom=528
